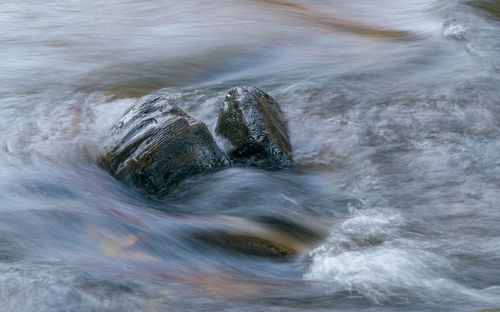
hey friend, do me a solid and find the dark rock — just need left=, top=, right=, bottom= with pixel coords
left=99, top=95, right=229, bottom=197
left=215, top=86, right=292, bottom=168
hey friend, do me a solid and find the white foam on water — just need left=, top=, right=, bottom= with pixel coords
left=304, top=208, right=500, bottom=306
left=443, top=23, right=468, bottom=40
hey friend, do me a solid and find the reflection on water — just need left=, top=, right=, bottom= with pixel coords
left=466, top=0, right=500, bottom=20
left=253, top=0, right=419, bottom=40
left=1, top=0, right=500, bottom=311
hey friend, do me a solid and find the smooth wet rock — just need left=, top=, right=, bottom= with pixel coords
left=99, top=95, right=230, bottom=197
left=215, top=86, right=292, bottom=168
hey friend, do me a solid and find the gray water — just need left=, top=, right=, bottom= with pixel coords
left=1, top=0, right=500, bottom=311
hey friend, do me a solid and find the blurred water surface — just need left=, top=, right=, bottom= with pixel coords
left=1, top=0, right=500, bottom=311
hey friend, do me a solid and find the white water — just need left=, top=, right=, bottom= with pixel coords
left=1, top=0, right=500, bottom=311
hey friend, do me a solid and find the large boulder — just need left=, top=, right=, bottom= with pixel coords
left=215, top=87, right=293, bottom=168
left=99, top=95, right=230, bottom=197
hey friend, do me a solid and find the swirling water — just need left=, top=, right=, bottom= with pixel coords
left=1, top=0, right=500, bottom=311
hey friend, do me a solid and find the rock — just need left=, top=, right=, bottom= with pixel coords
left=99, top=95, right=230, bottom=197
left=194, top=231, right=297, bottom=260
left=253, top=215, right=324, bottom=243
left=189, top=215, right=326, bottom=260
left=215, top=86, right=292, bottom=168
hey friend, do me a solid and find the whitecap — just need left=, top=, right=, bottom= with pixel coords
left=304, top=208, right=500, bottom=305
left=443, top=23, right=468, bottom=40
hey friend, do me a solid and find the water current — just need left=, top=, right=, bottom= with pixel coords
left=1, top=0, right=500, bottom=311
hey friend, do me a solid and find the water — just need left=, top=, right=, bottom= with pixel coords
left=1, top=0, right=500, bottom=311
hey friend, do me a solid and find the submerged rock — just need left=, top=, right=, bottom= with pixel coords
left=215, top=86, right=292, bottom=168
left=253, top=215, right=324, bottom=243
left=195, top=232, right=297, bottom=259
left=99, top=95, right=229, bottom=197
left=190, top=216, right=326, bottom=260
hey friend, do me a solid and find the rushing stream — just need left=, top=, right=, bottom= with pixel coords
left=1, top=0, right=500, bottom=311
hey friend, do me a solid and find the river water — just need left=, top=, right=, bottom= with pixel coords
left=1, top=0, right=500, bottom=311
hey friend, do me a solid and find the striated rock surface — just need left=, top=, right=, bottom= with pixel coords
left=99, top=95, right=229, bottom=197
left=215, top=86, right=292, bottom=168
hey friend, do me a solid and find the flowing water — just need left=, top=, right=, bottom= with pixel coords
left=1, top=0, right=500, bottom=311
